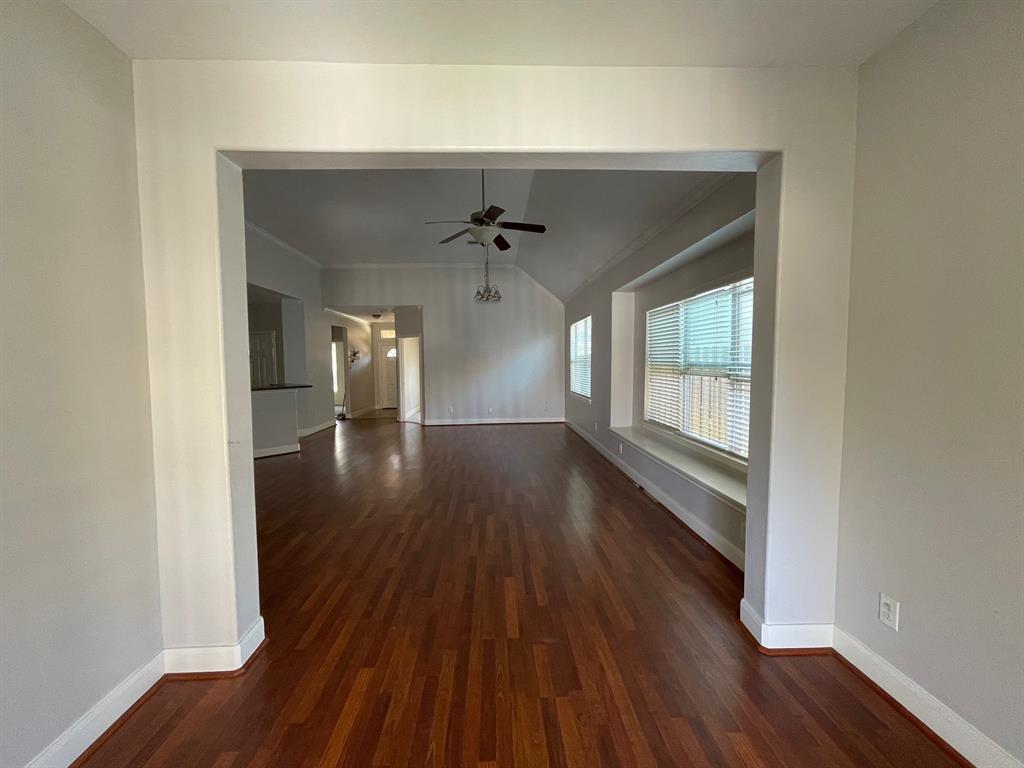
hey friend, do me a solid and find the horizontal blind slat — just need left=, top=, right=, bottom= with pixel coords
left=644, top=277, right=752, bottom=458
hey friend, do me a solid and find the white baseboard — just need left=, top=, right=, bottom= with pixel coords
left=25, top=651, right=165, bottom=768
left=739, top=598, right=834, bottom=648
left=565, top=420, right=744, bottom=570
left=163, top=616, right=266, bottom=674
left=33, top=618, right=267, bottom=766
left=26, top=618, right=266, bottom=767
left=348, top=406, right=376, bottom=418
left=253, top=443, right=300, bottom=458
left=423, top=417, right=565, bottom=426
left=297, top=419, right=337, bottom=438
left=833, top=627, right=1022, bottom=768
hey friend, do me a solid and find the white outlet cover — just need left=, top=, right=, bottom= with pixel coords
left=879, top=592, right=900, bottom=631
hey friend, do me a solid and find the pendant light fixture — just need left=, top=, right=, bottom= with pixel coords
left=474, top=245, right=501, bottom=303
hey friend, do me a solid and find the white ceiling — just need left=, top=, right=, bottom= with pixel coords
left=242, top=168, right=726, bottom=299
left=66, top=0, right=933, bottom=68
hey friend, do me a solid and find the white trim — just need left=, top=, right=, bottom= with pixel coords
left=163, top=617, right=265, bottom=675
left=25, top=652, right=165, bottom=768
left=738, top=598, right=834, bottom=648
left=565, top=420, right=745, bottom=570
left=833, top=628, right=1023, bottom=768
left=244, top=221, right=323, bottom=268
left=322, top=307, right=372, bottom=327
left=24, top=617, right=266, bottom=768
left=253, top=443, right=300, bottom=458
left=297, top=420, right=336, bottom=438
left=423, top=417, right=565, bottom=426
left=739, top=597, right=765, bottom=643
left=348, top=406, right=377, bottom=418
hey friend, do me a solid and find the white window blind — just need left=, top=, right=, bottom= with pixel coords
left=645, top=277, right=753, bottom=458
left=569, top=316, right=592, bottom=398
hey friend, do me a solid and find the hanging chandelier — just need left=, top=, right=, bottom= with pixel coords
left=474, top=245, right=502, bottom=303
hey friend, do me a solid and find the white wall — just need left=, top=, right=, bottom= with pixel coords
left=329, top=317, right=374, bottom=414
left=250, top=390, right=300, bottom=455
left=399, top=336, right=423, bottom=422
left=321, top=266, right=565, bottom=422
left=129, top=58, right=858, bottom=674
left=279, top=297, right=307, bottom=384
left=837, top=0, right=1024, bottom=763
left=244, top=224, right=335, bottom=432
left=0, top=2, right=162, bottom=766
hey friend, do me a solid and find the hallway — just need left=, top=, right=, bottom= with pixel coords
left=80, top=422, right=959, bottom=767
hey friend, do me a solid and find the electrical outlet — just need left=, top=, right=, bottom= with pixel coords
left=879, top=593, right=900, bottom=631
left=488, top=407, right=494, bottom=414
left=448, top=406, right=454, bottom=414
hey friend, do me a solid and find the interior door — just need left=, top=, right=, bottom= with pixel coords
left=379, top=338, right=398, bottom=408
left=249, top=331, right=278, bottom=388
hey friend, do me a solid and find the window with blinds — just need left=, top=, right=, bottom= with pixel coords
left=645, top=277, right=753, bottom=458
left=569, top=316, right=592, bottom=398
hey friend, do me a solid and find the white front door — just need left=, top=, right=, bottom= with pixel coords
left=379, top=338, right=398, bottom=408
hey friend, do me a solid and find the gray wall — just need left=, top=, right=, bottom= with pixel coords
left=321, top=265, right=564, bottom=423
left=836, top=0, right=1024, bottom=759
left=564, top=175, right=756, bottom=566
left=0, top=2, right=162, bottom=765
left=244, top=225, right=336, bottom=431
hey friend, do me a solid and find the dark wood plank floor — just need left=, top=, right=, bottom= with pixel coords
left=81, top=421, right=958, bottom=767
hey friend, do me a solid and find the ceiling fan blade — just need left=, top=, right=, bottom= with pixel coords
left=439, top=228, right=471, bottom=244
left=499, top=221, right=546, bottom=234
left=426, top=220, right=471, bottom=225
left=493, top=233, right=511, bottom=251
left=483, top=205, right=505, bottom=222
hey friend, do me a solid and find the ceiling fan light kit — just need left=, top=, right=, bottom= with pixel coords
left=426, top=169, right=547, bottom=302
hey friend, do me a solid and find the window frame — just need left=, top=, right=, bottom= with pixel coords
left=568, top=315, right=592, bottom=400
left=642, top=275, right=753, bottom=464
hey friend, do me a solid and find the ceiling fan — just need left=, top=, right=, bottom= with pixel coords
left=426, top=170, right=546, bottom=251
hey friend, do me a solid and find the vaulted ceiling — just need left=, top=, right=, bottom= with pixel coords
left=65, top=0, right=933, bottom=68
left=242, top=169, right=725, bottom=300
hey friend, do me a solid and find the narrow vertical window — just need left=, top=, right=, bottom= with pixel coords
left=569, top=316, right=592, bottom=399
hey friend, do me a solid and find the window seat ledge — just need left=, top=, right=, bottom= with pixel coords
left=609, top=426, right=747, bottom=513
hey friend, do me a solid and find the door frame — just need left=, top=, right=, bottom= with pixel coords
left=376, top=336, right=398, bottom=409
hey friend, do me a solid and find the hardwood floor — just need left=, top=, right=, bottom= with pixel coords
left=80, top=422, right=960, bottom=767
